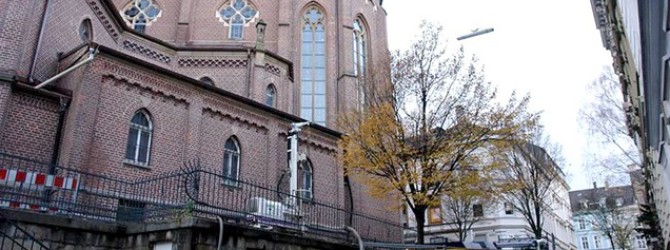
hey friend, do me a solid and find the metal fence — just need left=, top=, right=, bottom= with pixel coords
left=0, top=152, right=403, bottom=243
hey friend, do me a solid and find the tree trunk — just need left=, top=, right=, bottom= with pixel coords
left=608, top=236, right=615, bottom=250
left=413, top=206, right=428, bottom=244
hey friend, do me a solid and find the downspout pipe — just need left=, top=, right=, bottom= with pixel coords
left=335, top=0, right=340, bottom=115
left=49, top=97, right=68, bottom=173
left=34, top=47, right=97, bottom=89
left=216, top=216, right=224, bottom=250
left=345, top=226, right=364, bottom=250
left=29, top=0, right=53, bottom=82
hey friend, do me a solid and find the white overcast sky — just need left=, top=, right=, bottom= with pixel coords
left=384, top=0, right=614, bottom=190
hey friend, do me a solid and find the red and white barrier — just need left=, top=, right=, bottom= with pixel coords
left=0, top=168, right=80, bottom=212
left=0, top=168, right=78, bottom=189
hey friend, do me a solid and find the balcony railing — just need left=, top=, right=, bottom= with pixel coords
left=0, top=152, right=402, bottom=243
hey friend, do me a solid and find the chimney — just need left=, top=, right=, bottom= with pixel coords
left=593, top=181, right=597, bottom=189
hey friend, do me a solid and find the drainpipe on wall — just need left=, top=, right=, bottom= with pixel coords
left=246, top=48, right=253, bottom=98
left=28, top=0, right=53, bottom=82
left=345, top=226, right=364, bottom=250
left=335, top=0, right=341, bottom=116
left=216, top=216, right=224, bottom=250
left=34, top=47, right=97, bottom=89
left=49, top=97, right=68, bottom=174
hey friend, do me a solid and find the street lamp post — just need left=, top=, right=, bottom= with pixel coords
left=457, top=28, right=495, bottom=41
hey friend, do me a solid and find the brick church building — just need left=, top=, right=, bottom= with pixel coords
left=0, top=0, right=400, bottom=248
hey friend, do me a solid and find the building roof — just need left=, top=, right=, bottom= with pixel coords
left=568, top=185, right=636, bottom=213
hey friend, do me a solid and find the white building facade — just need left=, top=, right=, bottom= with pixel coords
left=570, top=185, right=648, bottom=250
left=403, top=144, right=575, bottom=250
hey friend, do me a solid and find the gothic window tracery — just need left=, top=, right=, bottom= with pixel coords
left=300, top=6, right=326, bottom=125
left=217, top=0, right=259, bottom=39
left=121, top=0, right=162, bottom=33
left=353, top=19, right=368, bottom=110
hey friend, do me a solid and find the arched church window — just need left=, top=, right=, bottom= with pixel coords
left=217, top=0, right=259, bottom=40
left=79, top=19, right=93, bottom=42
left=199, top=77, right=215, bottom=86
left=265, top=84, right=277, bottom=107
left=353, top=19, right=368, bottom=110
left=353, top=19, right=367, bottom=76
left=121, top=0, right=162, bottom=33
left=125, top=110, right=153, bottom=166
left=222, top=137, right=241, bottom=186
left=299, top=159, right=313, bottom=200
left=300, top=6, right=326, bottom=125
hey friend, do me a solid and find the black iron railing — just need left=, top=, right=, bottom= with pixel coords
left=0, top=152, right=403, bottom=243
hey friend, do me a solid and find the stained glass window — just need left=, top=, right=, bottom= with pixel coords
left=122, top=0, right=161, bottom=33
left=300, top=7, right=326, bottom=125
left=217, top=0, right=259, bottom=39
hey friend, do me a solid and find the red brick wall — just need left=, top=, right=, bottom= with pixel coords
left=0, top=0, right=46, bottom=77
left=0, top=0, right=400, bottom=238
left=0, top=91, right=60, bottom=162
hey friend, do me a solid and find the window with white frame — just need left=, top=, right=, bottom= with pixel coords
left=472, top=204, right=483, bottom=217
left=216, top=0, right=258, bottom=40
left=504, top=202, right=514, bottom=215
left=222, top=138, right=241, bottom=186
left=636, top=235, right=648, bottom=249
left=299, top=160, right=313, bottom=200
left=578, top=219, right=586, bottom=230
left=121, top=0, right=161, bottom=33
left=593, top=235, right=601, bottom=249
left=300, top=6, right=326, bottom=125
left=265, top=84, right=276, bottom=107
left=581, top=236, right=589, bottom=249
left=125, top=110, right=152, bottom=165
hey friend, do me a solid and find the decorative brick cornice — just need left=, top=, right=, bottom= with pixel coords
left=122, top=40, right=172, bottom=64
left=12, top=92, right=60, bottom=112
left=97, top=59, right=190, bottom=97
left=202, top=107, right=268, bottom=134
left=203, top=97, right=269, bottom=131
left=103, top=75, right=189, bottom=109
left=85, top=0, right=120, bottom=41
left=264, top=63, right=281, bottom=76
left=177, top=58, right=248, bottom=68
left=277, top=131, right=338, bottom=153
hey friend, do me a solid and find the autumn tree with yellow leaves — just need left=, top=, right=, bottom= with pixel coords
left=338, top=22, right=537, bottom=244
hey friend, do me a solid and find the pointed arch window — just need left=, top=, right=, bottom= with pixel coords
left=300, top=7, right=326, bottom=125
left=353, top=19, right=367, bottom=76
left=79, top=19, right=93, bottom=42
left=125, top=110, right=152, bottom=166
left=353, top=19, right=368, bottom=110
left=217, top=0, right=259, bottom=40
left=299, top=160, right=313, bottom=200
left=265, top=84, right=277, bottom=107
left=121, top=0, right=162, bottom=33
left=223, top=138, right=241, bottom=186
left=199, top=77, right=215, bottom=86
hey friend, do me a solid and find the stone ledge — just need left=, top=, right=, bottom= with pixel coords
left=1, top=209, right=121, bottom=233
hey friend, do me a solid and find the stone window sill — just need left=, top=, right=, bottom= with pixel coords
left=123, top=159, right=151, bottom=170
